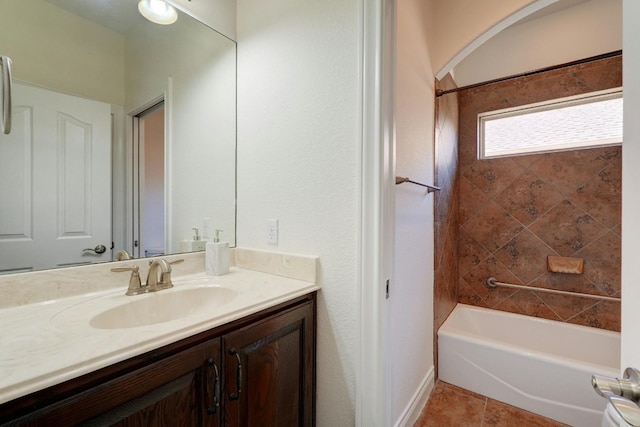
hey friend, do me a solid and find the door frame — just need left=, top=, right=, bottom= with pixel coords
left=357, top=1, right=581, bottom=426
left=123, top=79, right=173, bottom=259
left=358, top=0, right=395, bottom=425
left=132, top=101, right=165, bottom=258
left=621, top=0, right=640, bottom=372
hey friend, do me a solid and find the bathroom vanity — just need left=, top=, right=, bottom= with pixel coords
left=1, top=295, right=315, bottom=426
left=0, top=250, right=318, bottom=426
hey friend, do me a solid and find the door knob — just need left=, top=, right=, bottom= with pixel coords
left=83, top=244, right=107, bottom=254
left=593, top=367, right=640, bottom=426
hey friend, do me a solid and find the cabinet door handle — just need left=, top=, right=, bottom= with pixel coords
left=229, top=348, right=242, bottom=401
left=207, top=358, right=220, bottom=414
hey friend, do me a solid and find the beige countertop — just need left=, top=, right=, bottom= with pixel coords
left=0, top=249, right=319, bottom=406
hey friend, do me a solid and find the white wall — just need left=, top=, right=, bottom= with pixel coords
left=0, top=0, right=125, bottom=105
left=453, top=0, right=622, bottom=87
left=392, top=0, right=436, bottom=425
left=125, top=16, right=237, bottom=251
left=169, top=0, right=236, bottom=41
left=621, top=0, right=640, bottom=373
left=236, top=0, right=361, bottom=425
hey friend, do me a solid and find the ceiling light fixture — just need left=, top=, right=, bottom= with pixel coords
left=138, top=0, right=178, bottom=25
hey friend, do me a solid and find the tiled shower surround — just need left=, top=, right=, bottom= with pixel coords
left=456, top=56, right=622, bottom=331
left=434, top=74, right=459, bottom=346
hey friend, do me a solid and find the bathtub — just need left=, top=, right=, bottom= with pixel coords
left=438, top=304, right=620, bottom=427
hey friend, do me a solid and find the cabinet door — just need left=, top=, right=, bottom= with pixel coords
left=9, top=339, right=222, bottom=427
left=222, top=302, right=315, bottom=427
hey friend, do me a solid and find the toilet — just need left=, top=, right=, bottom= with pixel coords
left=603, top=403, right=634, bottom=427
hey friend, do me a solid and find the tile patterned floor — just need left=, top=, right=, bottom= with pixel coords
left=413, top=381, right=569, bottom=427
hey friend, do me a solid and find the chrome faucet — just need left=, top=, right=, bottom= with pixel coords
left=146, top=258, right=184, bottom=291
left=111, top=258, right=184, bottom=296
left=114, top=249, right=132, bottom=261
left=146, top=258, right=173, bottom=291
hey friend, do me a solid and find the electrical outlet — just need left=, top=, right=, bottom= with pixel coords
left=267, top=219, right=278, bottom=245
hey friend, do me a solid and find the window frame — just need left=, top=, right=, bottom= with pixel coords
left=477, top=87, right=623, bottom=160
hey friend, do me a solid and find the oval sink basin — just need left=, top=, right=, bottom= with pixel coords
left=89, top=286, right=237, bottom=330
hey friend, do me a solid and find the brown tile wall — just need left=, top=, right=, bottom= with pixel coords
left=457, top=56, right=622, bottom=332
left=434, top=74, right=459, bottom=372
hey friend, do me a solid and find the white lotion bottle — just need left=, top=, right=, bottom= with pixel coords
left=206, top=229, right=230, bottom=276
left=180, top=227, right=207, bottom=252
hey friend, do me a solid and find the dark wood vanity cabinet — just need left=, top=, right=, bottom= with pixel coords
left=0, top=294, right=315, bottom=427
left=223, top=299, right=314, bottom=427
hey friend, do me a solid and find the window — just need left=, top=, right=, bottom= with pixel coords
left=478, top=88, right=623, bottom=159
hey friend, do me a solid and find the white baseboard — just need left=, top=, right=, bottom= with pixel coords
left=393, top=366, right=435, bottom=427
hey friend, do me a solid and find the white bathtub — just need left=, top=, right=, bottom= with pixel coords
left=438, top=304, right=620, bottom=427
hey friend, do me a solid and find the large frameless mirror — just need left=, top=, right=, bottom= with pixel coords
left=0, top=0, right=236, bottom=273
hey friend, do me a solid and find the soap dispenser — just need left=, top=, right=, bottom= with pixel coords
left=180, top=227, right=207, bottom=252
left=206, top=229, right=230, bottom=276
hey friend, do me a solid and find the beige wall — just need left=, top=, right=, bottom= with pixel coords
left=0, top=0, right=125, bottom=105
left=431, top=0, right=537, bottom=75
left=453, top=0, right=622, bottom=86
left=393, top=0, right=437, bottom=423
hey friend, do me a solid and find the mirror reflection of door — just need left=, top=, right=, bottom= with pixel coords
left=133, top=102, right=165, bottom=259
left=0, top=82, right=111, bottom=273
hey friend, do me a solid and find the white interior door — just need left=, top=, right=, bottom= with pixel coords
left=0, top=82, right=111, bottom=272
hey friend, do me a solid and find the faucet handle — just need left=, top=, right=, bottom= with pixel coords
left=148, top=258, right=184, bottom=267
left=111, top=265, right=145, bottom=296
left=111, top=265, right=138, bottom=273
